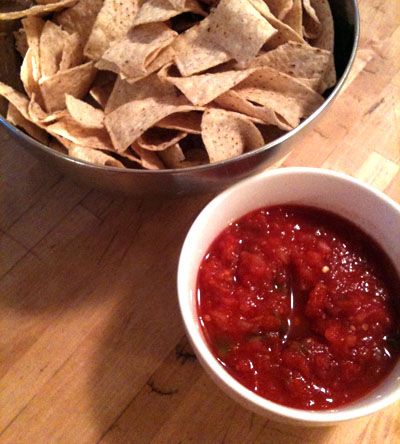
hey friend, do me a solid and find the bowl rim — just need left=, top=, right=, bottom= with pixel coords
left=177, top=167, right=400, bottom=424
left=0, top=0, right=360, bottom=175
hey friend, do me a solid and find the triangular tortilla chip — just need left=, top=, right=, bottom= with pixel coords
left=156, top=111, right=202, bottom=134
left=28, top=94, right=68, bottom=124
left=0, top=0, right=78, bottom=21
left=302, top=0, right=321, bottom=39
left=201, top=108, right=264, bottom=163
left=54, top=0, right=103, bottom=46
left=14, top=28, right=28, bottom=57
left=207, top=0, right=277, bottom=64
left=267, top=0, right=294, bottom=20
left=68, top=145, right=124, bottom=167
left=309, top=0, right=334, bottom=51
left=65, top=94, right=104, bottom=129
left=137, top=127, right=187, bottom=151
left=173, top=17, right=231, bottom=76
left=250, top=42, right=331, bottom=92
left=59, top=32, right=83, bottom=71
left=96, top=23, right=177, bottom=79
left=0, top=81, right=31, bottom=120
left=7, top=103, right=48, bottom=144
left=131, top=144, right=165, bottom=169
left=283, top=0, right=302, bottom=36
left=46, top=114, right=113, bottom=150
left=159, top=64, right=256, bottom=106
left=234, top=67, right=324, bottom=127
left=84, top=0, right=140, bottom=60
left=248, top=0, right=305, bottom=47
left=158, top=142, right=186, bottom=168
left=214, top=89, right=291, bottom=130
left=39, top=21, right=67, bottom=78
left=39, top=61, right=96, bottom=112
left=133, top=0, right=205, bottom=26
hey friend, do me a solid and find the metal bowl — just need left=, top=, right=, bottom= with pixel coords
left=0, top=0, right=359, bottom=197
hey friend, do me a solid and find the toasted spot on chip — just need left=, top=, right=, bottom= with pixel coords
left=159, top=64, right=256, bottom=106
left=54, top=0, right=103, bottom=46
left=65, top=94, right=104, bottom=129
left=234, top=66, right=324, bottom=127
left=39, top=61, right=96, bottom=112
left=137, top=127, right=187, bottom=151
left=173, top=17, right=231, bottom=76
left=201, top=108, right=264, bottom=163
left=96, top=23, right=177, bottom=80
left=68, top=145, right=124, bottom=167
left=207, top=0, right=277, bottom=64
left=0, top=0, right=78, bottom=21
left=84, top=0, right=140, bottom=61
left=133, top=0, right=205, bottom=26
left=7, top=103, right=48, bottom=144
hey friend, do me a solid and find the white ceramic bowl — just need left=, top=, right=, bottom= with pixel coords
left=177, top=167, right=400, bottom=426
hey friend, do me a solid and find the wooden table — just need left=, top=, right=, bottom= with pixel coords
left=1, top=1, right=399, bottom=442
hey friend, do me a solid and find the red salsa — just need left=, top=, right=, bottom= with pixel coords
left=197, top=205, right=400, bottom=410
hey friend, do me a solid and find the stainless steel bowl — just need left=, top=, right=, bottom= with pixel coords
left=0, top=0, right=359, bottom=197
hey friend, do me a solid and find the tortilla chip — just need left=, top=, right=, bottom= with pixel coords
left=310, top=0, right=334, bottom=51
left=39, top=21, right=67, bottom=78
left=54, top=0, right=103, bottom=46
left=133, top=0, right=205, bottom=26
left=250, top=42, right=331, bottom=91
left=28, top=94, right=68, bottom=124
left=131, top=144, right=165, bottom=169
left=84, top=0, right=140, bottom=61
left=105, top=73, right=177, bottom=114
left=14, top=28, right=28, bottom=57
left=65, top=94, right=104, bottom=129
left=0, top=81, right=30, bottom=120
left=302, top=0, right=321, bottom=39
left=267, top=0, right=293, bottom=20
left=248, top=0, right=305, bottom=47
left=283, top=0, right=302, bottom=36
left=105, top=95, right=195, bottom=152
left=96, top=23, right=177, bottom=79
left=89, top=71, right=116, bottom=109
left=234, top=67, right=324, bottom=127
left=158, top=142, right=186, bottom=168
left=137, top=127, right=187, bottom=151
left=207, top=0, right=277, bottom=64
left=201, top=108, right=264, bottom=163
left=6, top=103, right=48, bottom=144
left=68, top=145, right=124, bottom=167
left=59, top=32, right=83, bottom=71
left=159, top=64, right=256, bottom=106
left=39, top=61, right=96, bottom=112
left=214, top=89, right=291, bottom=131
left=46, top=114, right=113, bottom=150
left=173, top=17, right=231, bottom=76
left=156, top=111, right=202, bottom=134
left=0, top=0, right=78, bottom=21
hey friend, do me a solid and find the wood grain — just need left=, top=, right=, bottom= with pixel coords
left=0, top=0, right=399, bottom=442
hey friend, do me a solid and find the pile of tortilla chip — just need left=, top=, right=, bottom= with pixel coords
left=0, top=0, right=336, bottom=169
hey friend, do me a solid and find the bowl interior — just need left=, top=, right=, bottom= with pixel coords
left=178, top=168, right=400, bottom=423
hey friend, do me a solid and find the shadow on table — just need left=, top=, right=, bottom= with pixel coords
left=85, top=196, right=336, bottom=443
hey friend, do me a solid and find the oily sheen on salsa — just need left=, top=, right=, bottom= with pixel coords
left=197, top=206, right=400, bottom=410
